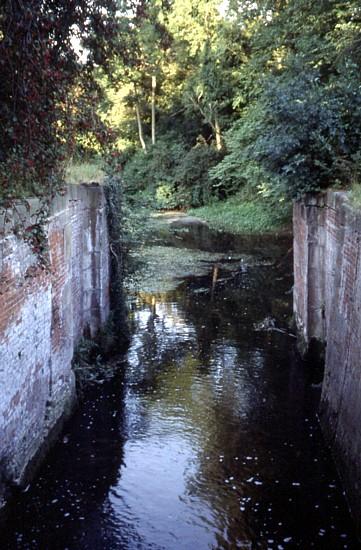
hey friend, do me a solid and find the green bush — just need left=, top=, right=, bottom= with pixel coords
left=155, top=183, right=180, bottom=209
left=122, top=136, right=223, bottom=208
left=122, top=134, right=186, bottom=193
left=173, top=143, right=224, bottom=206
left=212, top=68, right=361, bottom=199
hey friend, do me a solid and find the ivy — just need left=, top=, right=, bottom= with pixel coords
left=0, top=0, right=121, bottom=266
left=0, top=0, right=119, bottom=203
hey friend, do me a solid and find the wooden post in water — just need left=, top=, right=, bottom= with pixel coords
left=211, top=264, right=219, bottom=300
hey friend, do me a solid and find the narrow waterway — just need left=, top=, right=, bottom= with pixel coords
left=1, top=215, right=358, bottom=549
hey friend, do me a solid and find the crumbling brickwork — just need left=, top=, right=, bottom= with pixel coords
left=0, top=184, right=110, bottom=507
left=294, top=191, right=361, bottom=533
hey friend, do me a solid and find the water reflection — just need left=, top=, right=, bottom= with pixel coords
left=113, top=265, right=358, bottom=548
left=1, top=224, right=358, bottom=549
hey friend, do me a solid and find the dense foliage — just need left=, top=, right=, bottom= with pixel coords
left=212, top=0, right=361, bottom=199
left=0, top=0, right=118, bottom=201
left=106, top=0, right=361, bottom=204
left=1, top=0, right=360, bottom=207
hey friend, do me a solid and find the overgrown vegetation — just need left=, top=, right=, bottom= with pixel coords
left=0, top=0, right=119, bottom=203
left=1, top=0, right=359, bottom=387
left=72, top=337, right=113, bottom=392
left=104, top=0, right=360, bottom=212
left=66, top=162, right=105, bottom=185
left=72, top=330, right=126, bottom=392
left=189, top=195, right=291, bottom=235
left=121, top=136, right=223, bottom=208
left=1, top=1, right=360, bottom=230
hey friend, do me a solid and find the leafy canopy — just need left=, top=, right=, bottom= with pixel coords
left=0, top=0, right=119, bottom=201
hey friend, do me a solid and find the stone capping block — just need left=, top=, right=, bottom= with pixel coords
left=0, top=183, right=106, bottom=237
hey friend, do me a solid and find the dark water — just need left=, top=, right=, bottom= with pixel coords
left=1, top=220, right=359, bottom=549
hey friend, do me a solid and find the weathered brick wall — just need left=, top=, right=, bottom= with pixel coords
left=0, top=184, right=110, bottom=507
left=294, top=191, right=361, bottom=533
left=293, top=195, right=328, bottom=353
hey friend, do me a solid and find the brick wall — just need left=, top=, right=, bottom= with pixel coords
left=294, top=191, right=361, bottom=533
left=0, top=184, right=110, bottom=507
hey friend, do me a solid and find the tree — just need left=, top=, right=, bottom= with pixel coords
left=213, top=0, right=361, bottom=198
left=0, top=0, right=119, bottom=201
left=101, top=0, right=361, bottom=207
left=113, top=0, right=172, bottom=151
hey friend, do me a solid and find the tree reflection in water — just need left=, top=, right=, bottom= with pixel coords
left=1, top=222, right=358, bottom=549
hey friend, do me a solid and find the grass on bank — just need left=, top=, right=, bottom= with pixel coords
left=66, top=161, right=105, bottom=184
left=188, top=195, right=292, bottom=235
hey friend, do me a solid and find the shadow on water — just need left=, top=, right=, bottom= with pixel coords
left=1, top=218, right=359, bottom=549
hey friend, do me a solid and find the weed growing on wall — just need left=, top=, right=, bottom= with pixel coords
left=72, top=334, right=126, bottom=394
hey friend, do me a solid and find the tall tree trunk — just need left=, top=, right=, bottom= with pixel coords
left=151, top=75, right=156, bottom=146
left=214, top=114, right=222, bottom=151
left=135, top=102, right=147, bottom=152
